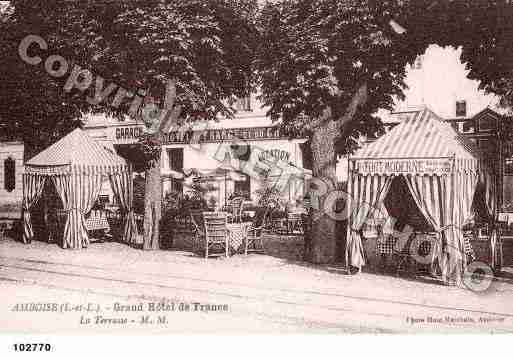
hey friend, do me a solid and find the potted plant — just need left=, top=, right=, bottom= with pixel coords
left=160, top=191, right=183, bottom=249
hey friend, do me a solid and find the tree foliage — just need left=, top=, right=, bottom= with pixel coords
left=257, top=0, right=513, bottom=154
left=257, top=0, right=420, bottom=154
left=0, top=0, right=258, bottom=156
left=0, top=0, right=83, bottom=157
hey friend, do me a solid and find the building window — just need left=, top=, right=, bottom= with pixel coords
left=234, top=173, right=251, bottom=199
left=462, top=120, right=475, bottom=133
left=478, top=116, right=495, bottom=132
left=167, top=148, right=184, bottom=172
left=4, top=157, right=15, bottom=192
left=456, top=100, right=467, bottom=117
left=504, top=141, right=513, bottom=158
left=234, top=95, right=252, bottom=112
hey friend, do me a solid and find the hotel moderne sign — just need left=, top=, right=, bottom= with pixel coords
left=355, top=158, right=452, bottom=174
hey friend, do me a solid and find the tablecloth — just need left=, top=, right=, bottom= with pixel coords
left=377, top=234, right=437, bottom=257
left=227, top=222, right=251, bottom=253
left=85, top=216, right=110, bottom=231
left=376, top=235, right=396, bottom=255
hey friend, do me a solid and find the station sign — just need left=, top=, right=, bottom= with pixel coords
left=258, top=149, right=291, bottom=163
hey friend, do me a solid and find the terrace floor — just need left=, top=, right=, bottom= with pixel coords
left=1, top=233, right=513, bottom=333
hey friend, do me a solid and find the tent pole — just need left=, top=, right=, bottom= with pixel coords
left=450, top=155, right=459, bottom=285
left=345, top=159, right=353, bottom=273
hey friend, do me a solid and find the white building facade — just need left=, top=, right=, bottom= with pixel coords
left=83, top=107, right=312, bottom=208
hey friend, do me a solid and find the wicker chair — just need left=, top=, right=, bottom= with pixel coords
left=202, top=212, right=229, bottom=258
left=190, top=209, right=205, bottom=252
left=244, top=207, right=270, bottom=255
left=393, top=233, right=437, bottom=277
left=287, top=212, right=303, bottom=234
left=106, top=209, right=123, bottom=242
left=392, top=233, right=417, bottom=276
left=0, top=221, right=8, bottom=240
left=262, top=200, right=280, bottom=233
left=228, top=197, right=245, bottom=223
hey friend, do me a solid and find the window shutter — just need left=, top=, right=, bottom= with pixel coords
left=4, top=157, right=15, bottom=192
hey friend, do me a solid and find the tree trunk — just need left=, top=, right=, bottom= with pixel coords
left=140, top=79, right=181, bottom=251
left=306, top=83, right=368, bottom=264
left=143, top=156, right=162, bottom=250
left=308, top=120, right=338, bottom=264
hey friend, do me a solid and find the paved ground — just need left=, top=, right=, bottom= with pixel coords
left=1, top=236, right=513, bottom=334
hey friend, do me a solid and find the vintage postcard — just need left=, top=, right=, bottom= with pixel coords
left=1, top=1, right=512, bottom=349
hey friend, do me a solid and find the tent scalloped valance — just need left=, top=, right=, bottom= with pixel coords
left=25, top=163, right=130, bottom=176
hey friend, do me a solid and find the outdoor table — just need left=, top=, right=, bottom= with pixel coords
left=376, top=234, right=396, bottom=255
left=85, top=210, right=110, bottom=231
left=85, top=215, right=110, bottom=232
left=226, top=222, right=251, bottom=254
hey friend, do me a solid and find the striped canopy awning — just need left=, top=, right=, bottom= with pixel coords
left=346, top=107, right=500, bottom=282
left=25, top=128, right=129, bottom=175
left=22, top=128, right=136, bottom=250
left=351, top=108, right=487, bottom=175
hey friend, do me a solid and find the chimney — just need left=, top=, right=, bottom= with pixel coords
left=456, top=100, right=467, bottom=117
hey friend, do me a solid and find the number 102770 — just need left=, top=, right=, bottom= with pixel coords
left=13, top=343, right=52, bottom=352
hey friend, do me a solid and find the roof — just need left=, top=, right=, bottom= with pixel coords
left=26, top=128, right=127, bottom=168
left=353, top=108, right=482, bottom=161
left=379, top=106, right=429, bottom=124
left=381, top=107, right=508, bottom=125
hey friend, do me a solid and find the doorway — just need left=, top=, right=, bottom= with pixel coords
left=384, top=176, right=433, bottom=232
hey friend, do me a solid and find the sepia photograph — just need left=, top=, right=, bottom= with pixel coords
left=0, top=0, right=513, bottom=353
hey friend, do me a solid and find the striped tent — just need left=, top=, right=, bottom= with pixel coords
left=23, top=128, right=137, bottom=249
left=347, top=108, right=499, bottom=284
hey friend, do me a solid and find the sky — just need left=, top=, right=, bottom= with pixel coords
left=384, top=44, right=501, bottom=119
